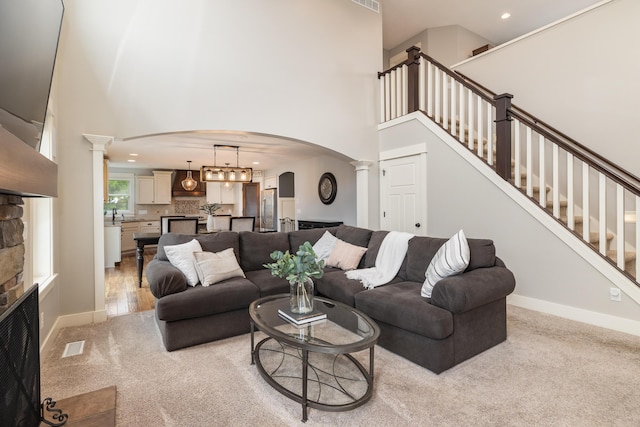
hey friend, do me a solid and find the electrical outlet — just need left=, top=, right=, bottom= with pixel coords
left=609, top=287, right=622, bottom=302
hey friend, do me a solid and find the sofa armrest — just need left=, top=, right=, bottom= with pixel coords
left=146, top=259, right=188, bottom=299
left=430, top=266, right=515, bottom=314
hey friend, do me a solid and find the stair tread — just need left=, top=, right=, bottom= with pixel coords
left=606, top=250, right=636, bottom=263
left=588, top=231, right=614, bottom=243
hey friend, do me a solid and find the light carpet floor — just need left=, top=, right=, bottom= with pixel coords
left=41, top=306, right=640, bottom=426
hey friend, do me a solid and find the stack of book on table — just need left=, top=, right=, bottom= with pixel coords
left=278, top=306, right=327, bottom=326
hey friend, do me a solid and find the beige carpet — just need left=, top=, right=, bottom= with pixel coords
left=41, top=306, right=640, bottom=426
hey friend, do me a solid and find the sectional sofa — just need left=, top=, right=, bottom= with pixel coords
left=146, top=225, right=515, bottom=374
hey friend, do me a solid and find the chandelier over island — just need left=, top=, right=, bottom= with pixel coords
left=201, top=145, right=253, bottom=183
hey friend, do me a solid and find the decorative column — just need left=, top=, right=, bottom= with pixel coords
left=350, top=161, right=373, bottom=229
left=83, top=134, right=113, bottom=323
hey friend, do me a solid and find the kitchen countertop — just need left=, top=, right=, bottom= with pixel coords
left=104, top=215, right=207, bottom=227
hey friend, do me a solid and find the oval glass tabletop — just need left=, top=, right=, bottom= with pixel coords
left=249, top=294, right=380, bottom=354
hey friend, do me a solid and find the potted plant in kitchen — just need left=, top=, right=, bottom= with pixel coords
left=200, top=203, right=222, bottom=232
left=264, top=242, right=324, bottom=314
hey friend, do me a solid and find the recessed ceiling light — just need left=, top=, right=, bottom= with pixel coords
left=501, top=12, right=511, bottom=20
left=252, top=161, right=260, bottom=165
left=127, top=159, right=136, bottom=163
left=129, top=153, right=138, bottom=156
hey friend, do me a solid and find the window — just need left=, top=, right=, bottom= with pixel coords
left=104, top=173, right=134, bottom=214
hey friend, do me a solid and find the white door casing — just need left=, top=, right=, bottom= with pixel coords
left=380, top=153, right=427, bottom=235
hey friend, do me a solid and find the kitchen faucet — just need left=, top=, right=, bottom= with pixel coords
left=112, top=208, right=117, bottom=222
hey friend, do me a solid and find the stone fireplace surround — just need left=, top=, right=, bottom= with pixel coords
left=0, top=194, right=25, bottom=316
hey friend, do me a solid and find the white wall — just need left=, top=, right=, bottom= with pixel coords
left=53, top=0, right=382, bottom=317
left=452, top=0, right=640, bottom=177
left=384, top=25, right=490, bottom=69
left=264, top=155, right=358, bottom=227
left=380, top=116, right=640, bottom=327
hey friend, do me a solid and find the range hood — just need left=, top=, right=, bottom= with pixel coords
left=172, top=169, right=205, bottom=197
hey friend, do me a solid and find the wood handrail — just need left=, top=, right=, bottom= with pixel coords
left=454, top=69, right=640, bottom=195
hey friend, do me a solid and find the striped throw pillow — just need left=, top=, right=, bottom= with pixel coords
left=421, top=229, right=470, bottom=298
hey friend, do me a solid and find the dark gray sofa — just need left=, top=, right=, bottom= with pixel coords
left=146, top=225, right=515, bottom=374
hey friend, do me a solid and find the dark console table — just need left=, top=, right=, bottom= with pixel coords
left=297, top=220, right=343, bottom=230
left=132, top=232, right=160, bottom=287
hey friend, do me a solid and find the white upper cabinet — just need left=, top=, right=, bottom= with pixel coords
left=264, top=176, right=277, bottom=189
left=206, top=182, right=236, bottom=204
left=136, top=171, right=172, bottom=204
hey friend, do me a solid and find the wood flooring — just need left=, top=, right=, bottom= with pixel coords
left=105, top=252, right=155, bottom=317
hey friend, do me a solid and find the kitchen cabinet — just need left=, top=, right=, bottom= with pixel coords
left=264, top=176, right=277, bottom=189
left=206, top=182, right=236, bottom=204
left=139, top=220, right=160, bottom=233
left=121, top=222, right=140, bottom=253
left=136, top=171, right=172, bottom=204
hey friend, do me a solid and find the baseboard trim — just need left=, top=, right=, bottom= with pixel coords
left=40, top=310, right=108, bottom=356
left=508, top=294, right=640, bottom=337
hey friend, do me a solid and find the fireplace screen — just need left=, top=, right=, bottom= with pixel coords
left=0, top=285, right=41, bottom=427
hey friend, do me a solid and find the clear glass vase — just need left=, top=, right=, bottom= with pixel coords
left=290, top=278, right=314, bottom=314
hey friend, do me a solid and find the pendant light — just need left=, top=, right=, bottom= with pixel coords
left=181, top=161, right=198, bottom=191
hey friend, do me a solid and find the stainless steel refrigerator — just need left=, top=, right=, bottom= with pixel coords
left=260, top=188, right=277, bottom=231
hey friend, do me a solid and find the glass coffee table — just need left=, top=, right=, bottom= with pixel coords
left=249, top=294, right=380, bottom=422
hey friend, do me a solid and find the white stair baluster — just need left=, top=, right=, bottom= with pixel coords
left=401, top=64, right=408, bottom=116
left=567, top=153, right=575, bottom=230
left=583, top=163, right=590, bottom=242
left=539, top=135, right=546, bottom=208
left=390, top=69, right=397, bottom=119
left=477, top=97, right=483, bottom=158
left=450, top=79, right=457, bottom=137
left=599, top=173, right=606, bottom=254
left=458, top=84, right=465, bottom=143
left=514, top=119, right=521, bottom=188
left=419, top=57, right=426, bottom=112
left=487, top=101, right=494, bottom=166
left=636, top=197, right=640, bottom=280
left=526, top=127, right=533, bottom=197
left=468, top=91, right=474, bottom=150
left=616, top=184, right=625, bottom=269
left=434, top=68, right=441, bottom=123
left=385, top=73, right=391, bottom=122
left=427, top=63, right=433, bottom=117
left=442, top=74, right=449, bottom=130
left=552, top=144, right=559, bottom=218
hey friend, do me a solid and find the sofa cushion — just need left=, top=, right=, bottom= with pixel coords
left=325, top=239, right=367, bottom=271
left=244, top=269, right=290, bottom=297
left=239, top=231, right=290, bottom=272
left=193, top=248, right=245, bottom=287
left=364, top=230, right=389, bottom=268
left=146, top=259, right=188, bottom=298
left=335, top=225, right=372, bottom=269
left=405, top=236, right=496, bottom=283
left=155, top=277, right=259, bottom=322
left=156, top=232, right=239, bottom=262
left=289, top=227, right=339, bottom=254
left=354, top=281, right=453, bottom=340
left=421, top=230, right=470, bottom=298
left=312, top=231, right=338, bottom=261
left=315, top=269, right=366, bottom=307
left=164, top=238, right=203, bottom=286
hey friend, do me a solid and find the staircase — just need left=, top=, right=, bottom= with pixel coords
left=378, top=46, right=640, bottom=288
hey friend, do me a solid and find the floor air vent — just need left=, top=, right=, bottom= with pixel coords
left=352, top=0, right=379, bottom=13
left=62, top=340, right=85, bottom=358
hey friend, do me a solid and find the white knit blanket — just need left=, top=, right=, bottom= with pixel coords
left=345, top=231, right=413, bottom=289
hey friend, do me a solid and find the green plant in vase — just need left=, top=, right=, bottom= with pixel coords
left=264, top=241, right=324, bottom=314
left=200, top=203, right=222, bottom=231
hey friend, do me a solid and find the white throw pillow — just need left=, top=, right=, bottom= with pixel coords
left=421, top=229, right=470, bottom=298
left=193, top=248, right=246, bottom=287
left=164, top=239, right=203, bottom=287
left=312, top=231, right=338, bottom=261
left=325, top=238, right=367, bottom=271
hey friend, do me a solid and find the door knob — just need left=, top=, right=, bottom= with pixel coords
left=415, top=223, right=421, bottom=228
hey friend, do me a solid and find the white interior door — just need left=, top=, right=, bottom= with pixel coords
left=380, top=154, right=427, bottom=235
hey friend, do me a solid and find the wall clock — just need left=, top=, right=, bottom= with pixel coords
left=318, top=172, right=337, bottom=205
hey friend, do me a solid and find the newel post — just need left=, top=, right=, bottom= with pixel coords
left=494, top=93, right=513, bottom=181
left=406, top=46, right=421, bottom=114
